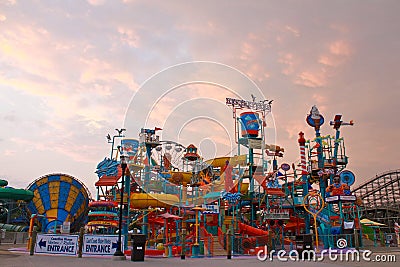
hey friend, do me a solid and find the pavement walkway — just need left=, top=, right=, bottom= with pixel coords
left=1, top=244, right=399, bottom=267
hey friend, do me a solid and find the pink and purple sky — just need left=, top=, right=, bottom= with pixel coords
left=1, top=0, right=399, bottom=196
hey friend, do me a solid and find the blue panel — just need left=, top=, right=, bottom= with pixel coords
left=57, top=209, right=69, bottom=222
left=28, top=183, right=38, bottom=191
left=44, top=220, right=61, bottom=233
left=40, top=217, right=49, bottom=232
left=58, top=181, right=70, bottom=210
left=38, top=183, right=51, bottom=211
left=48, top=175, right=60, bottom=182
left=70, top=193, right=84, bottom=216
left=27, top=201, right=38, bottom=214
left=71, top=179, right=82, bottom=190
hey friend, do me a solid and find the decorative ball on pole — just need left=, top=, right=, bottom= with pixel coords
left=113, top=152, right=128, bottom=260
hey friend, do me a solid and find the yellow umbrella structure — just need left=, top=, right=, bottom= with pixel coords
left=360, top=218, right=385, bottom=226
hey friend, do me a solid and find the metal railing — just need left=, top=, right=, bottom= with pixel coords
left=0, top=231, right=29, bottom=244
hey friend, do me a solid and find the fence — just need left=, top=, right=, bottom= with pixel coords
left=0, top=231, right=29, bottom=244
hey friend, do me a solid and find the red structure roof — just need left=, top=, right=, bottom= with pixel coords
left=94, top=175, right=120, bottom=186
left=95, top=166, right=122, bottom=186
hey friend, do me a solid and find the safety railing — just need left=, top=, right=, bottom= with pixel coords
left=0, top=231, right=29, bottom=244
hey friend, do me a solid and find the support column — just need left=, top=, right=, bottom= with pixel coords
left=298, top=132, right=310, bottom=234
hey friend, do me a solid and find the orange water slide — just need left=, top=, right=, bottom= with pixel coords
left=238, top=222, right=269, bottom=236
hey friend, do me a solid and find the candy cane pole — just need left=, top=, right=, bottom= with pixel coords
left=298, top=132, right=308, bottom=175
left=298, top=131, right=310, bottom=234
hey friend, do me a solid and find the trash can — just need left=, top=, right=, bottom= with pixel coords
left=131, top=234, right=146, bottom=261
left=303, top=234, right=313, bottom=251
left=296, top=234, right=313, bottom=259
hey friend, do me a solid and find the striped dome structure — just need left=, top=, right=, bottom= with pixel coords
left=26, top=173, right=91, bottom=233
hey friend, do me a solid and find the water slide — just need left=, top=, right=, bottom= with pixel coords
left=238, top=222, right=293, bottom=245
left=26, top=174, right=90, bottom=232
left=165, top=155, right=247, bottom=186
left=238, top=222, right=269, bottom=236
left=0, top=179, right=34, bottom=232
left=129, top=155, right=248, bottom=209
left=130, top=192, right=180, bottom=209
left=0, top=179, right=34, bottom=201
left=316, top=206, right=341, bottom=248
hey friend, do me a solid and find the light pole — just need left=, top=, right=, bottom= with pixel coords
left=113, top=153, right=127, bottom=259
left=107, top=128, right=125, bottom=160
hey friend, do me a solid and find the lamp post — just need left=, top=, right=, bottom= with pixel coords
left=113, top=153, right=127, bottom=260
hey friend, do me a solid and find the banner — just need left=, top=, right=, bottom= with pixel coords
left=121, top=139, right=139, bottom=163
left=202, top=204, right=219, bottom=214
left=35, top=234, right=78, bottom=255
left=83, top=235, right=124, bottom=256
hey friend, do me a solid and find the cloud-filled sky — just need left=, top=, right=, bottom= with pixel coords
left=1, top=0, right=399, bottom=196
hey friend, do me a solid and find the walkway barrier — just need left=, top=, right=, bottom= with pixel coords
left=0, top=231, right=28, bottom=244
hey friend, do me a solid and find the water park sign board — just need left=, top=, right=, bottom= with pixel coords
left=226, top=97, right=271, bottom=111
left=325, top=195, right=356, bottom=203
left=202, top=204, right=219, bottom=214
left=35, top=234, right=78, bottom=256
left=83, top=235, right=124, bottom=256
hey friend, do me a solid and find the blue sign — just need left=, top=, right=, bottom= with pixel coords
left=240, top=112, right=260, bottom=137
left=281, top=163, right=290, bottom=171
left=121, top=139, right=139, bottom=163
left=339, top=170, right=356, bottom=186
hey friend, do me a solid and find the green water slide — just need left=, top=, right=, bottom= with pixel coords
left=0, top=179, right=34, bottom=201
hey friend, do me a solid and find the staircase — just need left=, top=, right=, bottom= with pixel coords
left=212, top=237, right=226, bottom=256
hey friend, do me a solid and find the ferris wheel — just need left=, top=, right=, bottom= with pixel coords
left=151, top=141, right=186, bottom=171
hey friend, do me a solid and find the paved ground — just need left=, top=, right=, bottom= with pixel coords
left=1, top=244, right=398, bottom=267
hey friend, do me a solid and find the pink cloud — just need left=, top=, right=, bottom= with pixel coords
left=278, top=53, right=295, bottom=75
left=240, top=42, right=253, bottom=61
left=330, top=24, right=350, bottom=34
left=295, top=70, right=327, bottom=88
left=329, top=40, right=351, bottom=56
left=117, top=26, right=140, bottom=48
left=285, top=25, right=300, bottom=37
left=87, top=0, right=105, bottom=6
left=245, top=63, right=270, bottom=82
left=312, top=93, right=328, bottom=104
left=318, top=55, right=337, bottom=67
left=318, top=40, right=352, bottom=67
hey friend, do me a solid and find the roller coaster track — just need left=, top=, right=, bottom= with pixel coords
left=352, top=169, right=400, bottom=230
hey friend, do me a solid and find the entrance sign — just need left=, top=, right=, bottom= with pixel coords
left=83, top=235, right=124, bottom=256
left=35, top=234, right=78, bottom=255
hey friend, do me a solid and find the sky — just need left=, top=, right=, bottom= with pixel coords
left=1, top=0, right=399, bottom=197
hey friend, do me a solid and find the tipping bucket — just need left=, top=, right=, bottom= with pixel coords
left=240, top=112, right=260, bottom=138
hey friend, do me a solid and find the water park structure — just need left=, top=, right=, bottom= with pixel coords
left=82, top=96, right=368, bottom=257
left=1, top=95, right=398, bottom=258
